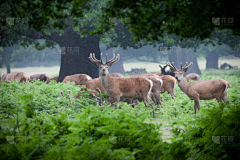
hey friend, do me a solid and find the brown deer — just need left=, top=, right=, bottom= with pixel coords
left=132, top=75, right=163, bottom=105
left=50, top=76, right=59, bottom=82
left=135, top=74, right=176, bottom=99
left=110, top=73, right=123, bottom=77
left=63, top=74, right=92, bottom=85
left=30, top=74, right=50, bottom=84
left=89, top=53, right=156, bottom=117
left=0, top=72, right=30, bottom=84
left=185, top=73, right=200, bottom=81
left=167, top=62, right=230, bottom=114
left=158, top=75, right=177, bottom=98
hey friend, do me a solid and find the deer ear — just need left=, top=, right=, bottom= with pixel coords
left=159, top=65, right=162, bottom=69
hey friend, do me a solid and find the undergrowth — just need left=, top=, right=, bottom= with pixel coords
left=0, top=75, right=239, bottom=159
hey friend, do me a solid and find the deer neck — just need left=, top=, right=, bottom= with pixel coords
left=101, top=73, right=112, bottom=90
left=177, top=78, right=191, bottom=94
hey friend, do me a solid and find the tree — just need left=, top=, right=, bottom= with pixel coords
left=97, top=0, right=240, bottom=41
left=1, top=0, right=105, bottom=81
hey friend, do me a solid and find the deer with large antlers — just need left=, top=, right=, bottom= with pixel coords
left=89, top=53, right=156, bottom=117
left=167, top=62, right=230, bottom=114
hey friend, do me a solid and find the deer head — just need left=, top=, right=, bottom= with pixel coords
left=159, top=65, right=167, bottom=73
left=166, top=62, right=193, bottom=81
left=89, top=53, right=120, bottom=76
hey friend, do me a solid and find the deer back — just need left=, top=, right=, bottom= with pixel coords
left=63, top=74, right=92, bottom=85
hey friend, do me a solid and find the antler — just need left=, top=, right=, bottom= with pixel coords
left=89, top=53, right=102, bottom=64
left=166, top=62, right=177, bottom=72
left=106, top=54, right=120, bottom=66
left=182, top=62, right=193, bottom=72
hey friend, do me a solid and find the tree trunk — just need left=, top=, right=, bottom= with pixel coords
left=57, top=29, right=101, bottom=82
left=6, top=63, right=10, bottom=73
left=183, top=49, right=201, bottom=75
left=206, top=51, right=219, bottom=69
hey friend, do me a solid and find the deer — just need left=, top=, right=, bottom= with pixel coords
left=185, top=73, right=200, bottom=81
left=132, top=75, right=163, bottom=105
left=166, top=62, right=230, bottom=114
left=89, top=53, right=156, bottom=117
left=63, top=74, right=92, bottom=85
left=135, top=73, right=176, bottom=99
left=0, top=72, right=30, bottom=84
left=50, top=76, right=59, bottom=82
left=159, top=65, right=174, bottom=77
left=30, top=74, right=50, bottom=84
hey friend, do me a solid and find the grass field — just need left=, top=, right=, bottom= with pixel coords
left=1, top=57, right=239, bottom=77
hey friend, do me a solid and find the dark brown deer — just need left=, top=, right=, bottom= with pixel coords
left=30, top=74, right=50, bottom=83
left=167, top=62, right=230, bottom=114
left=89, top=53, right=156, bottom=117
left=0, top=72, right=30, bottom=84
left=159, top=65, right=174, bottom=77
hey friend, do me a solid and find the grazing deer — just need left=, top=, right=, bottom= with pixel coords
left=167, top=62, right=230, bottom=114
left=132, top=75, right=163, bottom=105
left=30, top=74, right=50, bottom=84
left=63, top=74, right=92, bottom=85
left=154, top=72, right=162, bottom=76
left=185, top=73, right=200, bottom=81
left=158, top=75, right=177, bottom=98
left=50, top=76, right=58, bottom=82
left=89, top=53, right=156, bottom=117
left=159, top=65, right=174, bottom=77
left=0, top=72, right=30, bottom=84
left=110, top=73, right=123, bottom=77
left=135, top=74, right=176, bottom=98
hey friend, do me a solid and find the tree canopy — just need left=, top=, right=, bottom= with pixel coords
left=97, top=0, right=240, bottom=41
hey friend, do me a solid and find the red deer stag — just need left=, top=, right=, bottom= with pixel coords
left=89, top=53, right=156, bottom=117
left=167, top=62, right=230, bottom=114
left=185, top=73, right=200, bottom=81
left=63, top=74, right=92, bottom=85
left=30, top=74, right=50, bottom=84
left=0, top=72, right=30, bottom=84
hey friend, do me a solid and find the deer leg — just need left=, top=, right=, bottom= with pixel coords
left=114, top=96, right=120, bottom=109
left=143, top=97, right=156, bottom=118
left=127, top=98, right=135, bottom=108
left=194, top=99, right=200, bottom=114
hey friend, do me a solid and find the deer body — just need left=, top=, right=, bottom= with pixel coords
left=185, top=73, right=200, bottom=81
left=101, top=74, right=153, bottom=100
left=0, top=72, right=30, bottom=84
left=30, top=74, right=50, bottom=83
left=167, top=62, right=229, bottom=114
left=63, top=74, right=92, bottom=85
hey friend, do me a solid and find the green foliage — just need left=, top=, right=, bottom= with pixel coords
left=0, top=74, right=239, bottom=159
